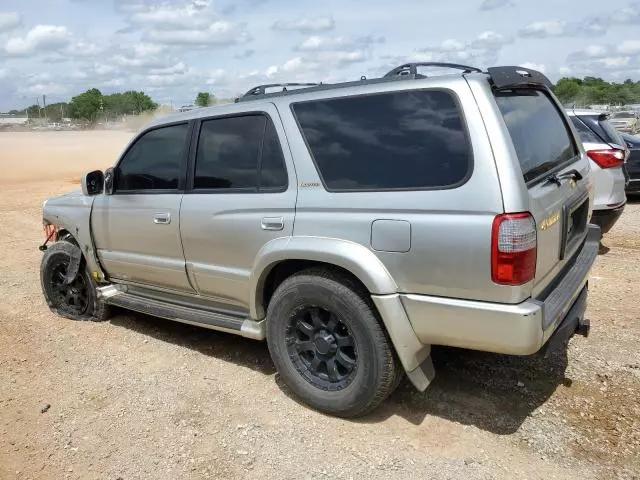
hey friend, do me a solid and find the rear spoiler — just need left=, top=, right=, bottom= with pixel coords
left=486, top=66, right=554, bottom=90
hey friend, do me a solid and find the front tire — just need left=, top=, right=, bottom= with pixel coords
left=40, top=241, right=110, bottom=322
left=266, top=268, right=400, bottom=418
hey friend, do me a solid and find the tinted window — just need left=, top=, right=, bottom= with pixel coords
left=259, top=119, right=288, bottom=190
left=292, top=90, right=471, bottom=191
left=195, top=115, right=263, bottom=189
left=116, top=123, right=189, bottom=191
left=578, top=115, right=625, bottom=147
left=570, top=117, right=600, bottom=144
left=495, top=90, right=578, bottom=183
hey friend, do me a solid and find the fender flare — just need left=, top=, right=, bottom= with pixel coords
left=249, top=236, right=398, bottom=320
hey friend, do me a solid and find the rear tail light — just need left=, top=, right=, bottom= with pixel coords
left=491, top=213, right=537, bottom=286
left=587, top=149, right=625, bottom=169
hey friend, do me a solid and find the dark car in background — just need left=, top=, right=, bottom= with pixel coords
left=621, top=132, right=640, bottom=195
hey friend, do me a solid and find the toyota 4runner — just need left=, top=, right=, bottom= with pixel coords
left=40, top=63, right=600, bottom=418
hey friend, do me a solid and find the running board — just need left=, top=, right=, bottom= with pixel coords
left=97, top=285, right=265, bottom=340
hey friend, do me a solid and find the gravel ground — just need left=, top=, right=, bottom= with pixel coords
left=1, top=132, right=639, bottom=480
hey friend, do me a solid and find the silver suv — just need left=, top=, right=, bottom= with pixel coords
left=40, top=63, right=600, bottom=418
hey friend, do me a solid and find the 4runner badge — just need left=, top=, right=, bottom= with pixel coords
left=540, top=211, right=561, bottom=231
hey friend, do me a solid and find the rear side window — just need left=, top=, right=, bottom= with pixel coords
left=116, top=123, right=189, bottom=192
left=495, top=90, right=578, bottom=183
left=292, top=90, right=471, bottom=191
left=569, top=117, right=601, bottom=144
left=194, top=114, right=288, bottom=191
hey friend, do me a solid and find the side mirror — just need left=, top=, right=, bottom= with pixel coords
left=104, top=167, right=114, bottom=195
left=81, top=170, right=104, bottom=196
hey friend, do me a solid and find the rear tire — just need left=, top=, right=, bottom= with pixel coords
left=40, top=241, right=110, bottom=322
left=266, top=267, right=400, bottom=418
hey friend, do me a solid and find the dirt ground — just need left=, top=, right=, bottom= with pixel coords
left=1, top=131, right=639, bottom=480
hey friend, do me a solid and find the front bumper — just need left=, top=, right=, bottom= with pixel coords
left=400, top=225, right=600, bottom=356
left=591, top=204, right=625, bottom=234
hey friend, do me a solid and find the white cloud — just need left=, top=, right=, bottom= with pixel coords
left=4, top=25, right=72, bottom=56
left=272, top=16, right=335, bottom=33
left=600, top=57, right=631, bottom=68
left=128, top=1, right=217, bottom=30
left=64, top=41, right=104, bottom=58
left=520, top=20, right=566, bottom=38
left=439, top=39, right=466, bottom=51
left=131, top=43, right=168, bottom=57
left=519, top=62, right=546, bottom=73
left=479, top=0, right=514, bottom=11
left=617, top=40, right=640, bottom=55
left=147, top=73, right=191, bottom=87
left=143, top=20, right=250, bottom=46
left=18, top=82, right=67, bottom=96
left=471, top=31, right=511, bottom=49
left=149, top=62, right=189, bottom=75
left=205, top=68, right=229, bottom=85
left=0, top=12, right=21, bottom=33
left=0, top=68, right=8, bottom=80
left=584, top=45, right=610, bottom=58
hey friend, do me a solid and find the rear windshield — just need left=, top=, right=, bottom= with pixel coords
left=495, top=90, right=578, bottom=183
left=578, top=115, right=625, bottom=147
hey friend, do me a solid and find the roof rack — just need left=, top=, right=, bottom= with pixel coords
left=236, top=83, right=321, bottom=102
left=383, top=62, right=482, bottom=78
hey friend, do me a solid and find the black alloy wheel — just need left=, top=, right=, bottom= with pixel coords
left=286, top=306, right=358, bottom=391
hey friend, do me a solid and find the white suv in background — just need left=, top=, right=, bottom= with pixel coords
left=567, top=109, right=629, bottom=236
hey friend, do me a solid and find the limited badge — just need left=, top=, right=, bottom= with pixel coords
left=540, top=211, right=561, bottom=231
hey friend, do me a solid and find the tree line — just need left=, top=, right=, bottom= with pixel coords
left=552, top=77, right=640, bottom=106
left=8, top=89, right=218, bottom=122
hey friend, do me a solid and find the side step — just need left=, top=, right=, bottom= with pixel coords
left=97, top=285, right=265, bottom=340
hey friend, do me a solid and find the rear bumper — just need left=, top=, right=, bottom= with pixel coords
left=591, top=204, right=625, bottom=234
left=400, top=225, right=600, bottom=356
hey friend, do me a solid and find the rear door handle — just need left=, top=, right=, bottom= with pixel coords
left=153, top=213, right=171, bottom=225
left=261, top=217, right=284, bottom=231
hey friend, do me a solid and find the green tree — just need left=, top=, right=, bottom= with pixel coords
left=69, top=88, right=103, bottom=121
left=195, top=92, right=214, bottom=107
left=553, top=78, right=582, bottom=104
left=104, top=91, right=157, bottom=116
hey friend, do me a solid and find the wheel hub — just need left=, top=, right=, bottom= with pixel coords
left=314, top=331, right=337, bottom=356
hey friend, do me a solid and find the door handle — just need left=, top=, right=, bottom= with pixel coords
left=261, top=217, right=284, bottom=231
left=153, top=213, right=171, bottom=225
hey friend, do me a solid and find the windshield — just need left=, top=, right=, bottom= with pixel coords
left=612, top=112, right=634, bottom=119
left=495, top=89, right=578, bottom=183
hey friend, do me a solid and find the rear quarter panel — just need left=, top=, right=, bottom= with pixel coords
left=275, top=77, right=520, bottom=303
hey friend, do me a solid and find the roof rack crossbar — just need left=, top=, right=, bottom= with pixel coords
left=241, top=83, right=321, bottom=98
left=383, top=62, right=482, bottom=78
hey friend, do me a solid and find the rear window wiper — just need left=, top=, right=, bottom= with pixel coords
left=544, top=169, right=583, bottom=187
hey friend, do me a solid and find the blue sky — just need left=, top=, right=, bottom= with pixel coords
left=1, top=0, right=639, bottom=110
